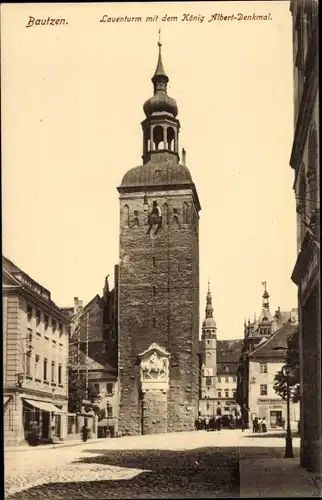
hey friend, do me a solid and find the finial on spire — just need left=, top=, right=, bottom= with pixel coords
left=208, top=279, right=211, bottom=293
left=158, top=28, right=162, bottom=47
left=261, top=280, right=267, bottom=292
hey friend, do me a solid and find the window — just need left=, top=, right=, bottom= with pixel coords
left=58, top=364, right=62, bottom=385
left=232, top=376, right=236, bottom=382
left=43, top=358, right=48, bottom=381
left=224, top=365, right=229, bottom=373
left=44, top=314, right=49, bottom=332
left=36, top=310, right=41, bottom=326
left=106, top=383, right=113, bottom=395
left=27, top=305, right=33, bottom=324
left=260, top=384, right=268, bottom=396
left=93, top=383, right=100, bottom=394
left=52, top=319, right=57, bottom=332
left=26, top=353, right=32, bottom=377
left=233, top=391, right=236, bottom=399
left=107, top=406, right=113, bottom=418
left=225, top=376, right=229, bottom=383
left=51, top=361, right=55, bottom=383
left=225, top=390, right=229, bottom=398
left=58, top=322, right=63, bottom=337
left=206, top=377, right=212, bottom=386
left=217, top=391, right=222, bottom=398
left=35, top=355, right=40, bottom=380
left=153, top=286, right=156, bottom=297
left=134, top=210, right=139, bottom=217
left=173, top=208, right=178, bottom=214
left=153, top=317, right=156, bottom=328
left=260, top=363, right=268, bottom=374
left=153, top=257, right=156, bottom=268
left=217, top=376, right=221, bottom=382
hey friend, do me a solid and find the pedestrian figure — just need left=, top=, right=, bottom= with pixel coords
left=82, top=419, right=88, bottom=442
left=253, top=417, right=259, bottom=433
left=258, top=418, right=263, bottom=433
left=205, top=416, right=210, bottom=432
left=241, top=418, right=246, bottom=432
left=281, top=417, right=285, bottom=430
left=262, top=417, right=267, bottom=433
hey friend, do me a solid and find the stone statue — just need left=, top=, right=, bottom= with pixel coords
left=146, top=200, right=162, bottom=236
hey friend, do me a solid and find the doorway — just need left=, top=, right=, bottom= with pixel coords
left=270, top=410, right=282, bottom=428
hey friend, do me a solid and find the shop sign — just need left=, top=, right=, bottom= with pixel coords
left=257, top=398, right=284, bottom=404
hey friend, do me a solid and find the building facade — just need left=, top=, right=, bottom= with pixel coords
left=247, top=321, right=300, bottom=429
left=236, top=284, right=298, bottom=424
left=64, top=269, right=119, bottom=438
left=199, top=284, right=243, bottom=425
left=3, top=257, right=69, bottom=446
left=117, top=39, right=201, bottom=435
left=289, top=0, right=320, bottom=472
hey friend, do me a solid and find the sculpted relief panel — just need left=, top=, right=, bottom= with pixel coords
left=139, top=343, right=170, bottom=393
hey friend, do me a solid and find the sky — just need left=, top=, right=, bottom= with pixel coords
left=1, top=1, right=297, bottom=339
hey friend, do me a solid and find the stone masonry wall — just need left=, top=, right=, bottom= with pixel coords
left=142, top=391, right=167, bottom=434
left=118, top=188, right=199, bottom=435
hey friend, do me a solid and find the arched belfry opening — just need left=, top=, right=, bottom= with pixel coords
left=141, top=33, right=180, bottom=164
left=153, top=126, right=165, bottom=150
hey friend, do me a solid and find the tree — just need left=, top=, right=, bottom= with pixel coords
left=273, top=331, right=300, bottom=403
left=68, top=368, right=101, bottom=414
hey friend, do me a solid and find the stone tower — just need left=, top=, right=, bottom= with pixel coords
left=200, top=282, right=217, bottom=402
left=117, top=37, right=201, bottom=435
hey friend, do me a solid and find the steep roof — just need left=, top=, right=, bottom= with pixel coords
left=70, top=341, right=116, bottom=374
left=217, top=340, right=244, bottom=363
left=249, top=320, right=299, bottom=359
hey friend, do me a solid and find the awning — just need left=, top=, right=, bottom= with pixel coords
left=4, top=396, right=11, bottom=405
left=24, top=399, right=64, bottom=413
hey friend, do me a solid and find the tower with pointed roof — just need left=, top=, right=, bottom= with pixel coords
left=117, top=35, right=201, bottom=435
left=200, top=282, right=217, bottom=402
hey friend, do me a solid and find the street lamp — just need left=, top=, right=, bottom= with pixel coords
left=273, top=345, right=294, bottom=458
left=282, top=364, right=294, bottom=458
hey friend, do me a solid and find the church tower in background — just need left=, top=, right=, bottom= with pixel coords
left=117, top=35, right=201, bottom=435
left=200, top=282, right=217, bottom=415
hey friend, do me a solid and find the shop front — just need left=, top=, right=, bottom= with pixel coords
left=23, top=398, right=66, bottom=444
left=256, top=398, right=300, bottom=430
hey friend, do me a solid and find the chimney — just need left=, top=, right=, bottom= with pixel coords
left=182, top=148, right=186, bottom=165
left=74, top=297, right=78, bottom=307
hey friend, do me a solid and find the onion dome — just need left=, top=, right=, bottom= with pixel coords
left=143, top=37, right=178, bottom=117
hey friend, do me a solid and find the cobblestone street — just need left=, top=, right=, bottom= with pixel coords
left=5, top=430, right=300, bottom=499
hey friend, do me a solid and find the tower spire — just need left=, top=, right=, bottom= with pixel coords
left=152, top=30, right=169, bottom=93
left=261, top=280, right=270, bottom=310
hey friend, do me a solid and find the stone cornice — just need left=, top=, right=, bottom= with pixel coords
left=118, top=182, right=201, bottom=213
